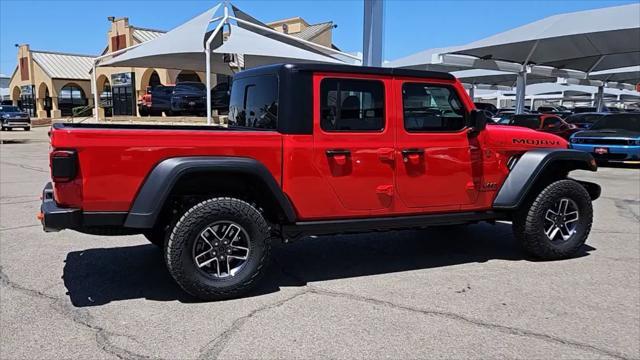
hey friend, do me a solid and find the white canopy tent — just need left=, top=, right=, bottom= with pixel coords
left=448, top=3, right=640, bottom=113
left=94, top=3, right=359, bottom=124
left=386, top=3, right=640, bottom=114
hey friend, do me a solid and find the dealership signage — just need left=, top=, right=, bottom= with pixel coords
left=111, top=72, right=134, bottom=87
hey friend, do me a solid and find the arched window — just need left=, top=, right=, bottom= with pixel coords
left=58, top=84, right=88, bottom=116
left=149, top=71, right=161, bottom=87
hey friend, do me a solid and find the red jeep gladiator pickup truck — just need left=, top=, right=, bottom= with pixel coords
left=41, top=64, right=601, bottom=300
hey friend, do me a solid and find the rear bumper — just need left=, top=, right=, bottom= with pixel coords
left=40, top=182, right=127, bottom=232
left=40, top=182, right=81, bottom=232
left=570, top=143, right=640, bottom=161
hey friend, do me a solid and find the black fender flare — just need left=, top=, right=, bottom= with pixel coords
left=124, top=157, right=296, bottom=228
left=492, top=149, right=599, bottom=210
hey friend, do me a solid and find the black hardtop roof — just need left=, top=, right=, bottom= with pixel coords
left=235, top=63, right=456, bottom=81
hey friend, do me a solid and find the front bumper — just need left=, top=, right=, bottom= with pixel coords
left=40, top=182, right=81, bottom=232
left=2, top=120, right=30, bottom=128
left=570, top=143, right=640, bottom=161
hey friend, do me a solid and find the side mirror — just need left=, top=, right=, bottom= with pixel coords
left=468, top=109, right=488, bottom=133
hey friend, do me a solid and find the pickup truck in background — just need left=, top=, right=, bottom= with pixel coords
left=139, top=82, right=230, bottom=116
left=40, top=63, right=601, bottom=300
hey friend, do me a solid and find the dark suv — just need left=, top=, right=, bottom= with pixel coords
left=0, top=105, right=31, bottom=131
left=170, top=82, right=207, bottom=115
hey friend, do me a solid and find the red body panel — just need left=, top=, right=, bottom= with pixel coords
left=49, top=72, right=569, bottom=221
left=50, top=128, right=282, bottom=211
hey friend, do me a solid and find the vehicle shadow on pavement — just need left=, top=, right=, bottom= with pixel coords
left=63, top=223, right=595, bottom=306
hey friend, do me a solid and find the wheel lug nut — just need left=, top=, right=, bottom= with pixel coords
left=227, top=249, right=231, bottom=253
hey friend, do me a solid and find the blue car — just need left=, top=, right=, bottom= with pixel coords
left=570, top=113, right=640, bottom=162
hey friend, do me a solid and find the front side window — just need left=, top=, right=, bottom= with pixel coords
left=320, top=78, right=385, bottom=132
left=228, top=75, right=278, bottom=129
left=402, top=83, right=465, bottom=132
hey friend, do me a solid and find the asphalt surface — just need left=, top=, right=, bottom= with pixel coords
left=1, top=127, right=639, bottom=359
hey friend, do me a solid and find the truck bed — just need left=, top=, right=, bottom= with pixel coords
left=49, top=122, right=283, bottom=212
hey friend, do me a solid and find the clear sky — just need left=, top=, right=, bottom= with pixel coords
left=0, top=0, right=636, bottom=76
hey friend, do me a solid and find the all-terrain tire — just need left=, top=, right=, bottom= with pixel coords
left=165, top=197, right=271, bottom=300
left=513, top=179, right=593, bottom=260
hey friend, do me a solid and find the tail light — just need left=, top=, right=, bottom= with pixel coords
left=50, top=149, right=78, bottom=182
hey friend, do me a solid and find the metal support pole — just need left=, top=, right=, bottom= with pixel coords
left=515, top=71, right=527, bottom=114
left=205, top=6, right=229, bottom=125
left=92, top=63, right=99, bottom=121
left=206, top=46, right=212, bottom=125
left=468, top=85, right=475, bottom=102
left=362, top=0, right=384, bottom=66
left=595, top=85, right=604, bottom=112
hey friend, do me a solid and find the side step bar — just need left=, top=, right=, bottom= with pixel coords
left=281, top=211, right=503, bottom=240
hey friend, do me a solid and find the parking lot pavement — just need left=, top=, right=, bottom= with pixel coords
left=1, top=128, right=638, bottom=359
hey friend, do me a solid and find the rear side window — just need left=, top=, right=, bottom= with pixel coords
left=510, top=115, right=540, bottom=129
left=320, top=78, right=385, bottom=132
left=228, top=75, right=278, bottom=129
left=402, top=83, right=465, bottom=132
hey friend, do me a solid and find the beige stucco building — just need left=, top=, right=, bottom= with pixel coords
left=8, top=15, right=337, bottom=119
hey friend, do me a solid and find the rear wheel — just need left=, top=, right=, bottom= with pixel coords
left=513, top=179, right=593, bottom=260
left=165, top=197, right=271, bottom=300
left=24, top=126, right=30, bottom=131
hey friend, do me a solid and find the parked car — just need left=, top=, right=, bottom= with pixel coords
left=536, top=106, right=572, bottom=119
left=40, top=63, right=601, bottom=300
left=211, top=81, right=230, bottom=114
left=572, top=107, right=601, bottom=114
left=0, top=105, right=31, bottom=131
left=507, top=114, right=579, bottom=139
left=170, top=82, right=207, bottom=115
left=491, top=110, right=515, bottom=124
left=564, top=112, right=606, bottom=129
left=141, top=85, right=175, bottom=116
left=570, top=113, right=640, bottom=163
left=474, top=102, right=498, bottom=115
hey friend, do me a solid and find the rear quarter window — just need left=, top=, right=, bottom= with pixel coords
left=228, top=75, right=278, bottom=130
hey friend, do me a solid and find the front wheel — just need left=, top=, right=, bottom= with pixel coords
left=165, top=197, right=271, bottom=300
left=513, top=179, right=593, bottom=260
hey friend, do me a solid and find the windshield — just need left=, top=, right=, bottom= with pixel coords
left=0, top=106, right=21, bottom=112
left=565, top=114, right=604, bottom=124
left=510, top=115, right=540, bottom=129
left=174, top=83, right=205, bottom=94
left=590, top=115, right=640, bottom=132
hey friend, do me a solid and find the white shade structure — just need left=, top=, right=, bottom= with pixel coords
left=588, top=66, right=640, bottom=85
left=448, top=3, right=640, bottom=72
left=386, top=4, right=640, bottom=114
left=95, top=2, right=358, bottom=124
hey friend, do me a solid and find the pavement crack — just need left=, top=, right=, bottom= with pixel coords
left=0, top=266, right=151, bottom=360
left=307, top=286, right=633, bottom=360
left=197, top=289, right=311, bottom=359
left=0, top=224, right=40, bottom=232
left=0, top=160, right=48, bottom=173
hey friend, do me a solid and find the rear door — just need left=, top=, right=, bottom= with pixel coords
left=392, top=78, right=478, bottom=210
left=312, top=73, right=395, bottom=213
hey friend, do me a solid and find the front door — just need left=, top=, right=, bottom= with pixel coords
left=312, top=74, right=395, bottom=213
left=393, top=79, right=477, bottom=210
